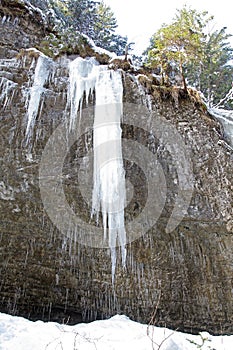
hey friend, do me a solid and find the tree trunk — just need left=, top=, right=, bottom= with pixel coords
left=179, top=61, right=187, bottom=92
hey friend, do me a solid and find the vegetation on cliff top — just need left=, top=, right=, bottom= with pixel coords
left=145, top=5, right=233, bottom=108
left=46, top=0, right=128, bottom=56
left=42, top=1, right=233, bottom=108
left=2, top=1, right=232, bottom=108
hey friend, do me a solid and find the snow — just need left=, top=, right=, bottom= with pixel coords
left=109, top=55, right=131, bottom=61
left=22, top=0, right=47, bottom=24
left=0, top=312, right=232, bottom=350
left=82, top=34, right=117, bottom=60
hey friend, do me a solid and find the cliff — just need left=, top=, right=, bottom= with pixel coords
left=0, top=0, right=232, bottom=335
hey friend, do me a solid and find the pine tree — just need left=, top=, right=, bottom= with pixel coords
left=92, top=2, right=117, bottom=47
left=48, top=0, right=128, bottom=55
left=108, top=34, right=129, bottom=56
left=146, top=6, right=233, bottom=106
left=66, top=0, right=98, bottom=37
left=186, top=27, right=233, bottom=106
left=92, top=2, right=128, bottom=55
left=147, top=6, right=208, bottom=90
left=49, top=0, right=71, bottom=25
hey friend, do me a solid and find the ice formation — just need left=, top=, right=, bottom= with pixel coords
left=68, top=57, right=126, bottom=281
left=68, top=57, right=97, bottom=130
left=25, top=54, right=53, bottom=143
left=0, top=77, right=18, bottom=109
left=210, top=108, right=233, bottom=147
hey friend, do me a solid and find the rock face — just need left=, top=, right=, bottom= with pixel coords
left=0, top=0, right=55, bottom=59
left=0, top=0, right=233, bottom=335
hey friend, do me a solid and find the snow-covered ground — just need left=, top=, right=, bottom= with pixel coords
left=0, top=313, right=232, bottom=350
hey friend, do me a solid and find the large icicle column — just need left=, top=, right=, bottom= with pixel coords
left=92, top=67, right=126, bottom=280
left=68, top=58, right=126, bottom=280
left=25, top=52, right=53, bottom=143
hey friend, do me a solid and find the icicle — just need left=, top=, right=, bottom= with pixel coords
left=0, top=77, right=18, bottom=109
left=25, top=55, right=53, bottom=143
left=92, top=68, right=126, bottom=282
left=210, top=108, right=233, bottom=147
left=1, top=15, right=7, bottom=24
left=133, top=74, right=153, bottom=110
left=68, top=57, right=97, bottom=131
left=67, top=58, right=126, bottom=282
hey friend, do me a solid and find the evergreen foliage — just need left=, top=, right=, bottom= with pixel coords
left=146, top=5, right=233, bottom=106
left=93, top=2, right=117, bottom=47
left=186, top=26, right=233, bottom=107
left=48, top=0, right=128, bottom=55
left=146, top=6, right=210, bottom=90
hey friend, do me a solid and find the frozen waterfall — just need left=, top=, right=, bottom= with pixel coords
left=68, top=57, right=97, bottom=131
left=68, top=57, right=126, bottom=281
left=25, top=54, right=53, bottom=143
left=211, top=108, right=233, bottom=147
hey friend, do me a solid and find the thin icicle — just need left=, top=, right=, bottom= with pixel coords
left=25, top=55, right=53, bottom=143
left=133, top=74, right=153, bottom=111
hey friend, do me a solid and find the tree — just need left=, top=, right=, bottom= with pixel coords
left=92, top=2, right=117, bottom=47
left=49, top=0, right=70, bottom=20
left=186, top=26, right=233, bottom=107
left=146, top=6, right=211, bottom=90
left=48, top=0, right=128, bottom=55
left=146, top=6, right=233, bottom=106
left=108, top=34, right=129, bottom=56
left=66, top=0, right=98, bottom=37
left=91, top=2, right=129, bottom=55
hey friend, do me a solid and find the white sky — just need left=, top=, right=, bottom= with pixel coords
left=104, top=0, right=233, bottom=55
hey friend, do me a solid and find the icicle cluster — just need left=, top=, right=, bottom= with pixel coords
left=68, top=57, right=97, bottom=131
left=0, top=77, right=18, bottom=109
left=25, top=54, right=53, bottom=143
left=68, top=57, right=126, bottom=281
